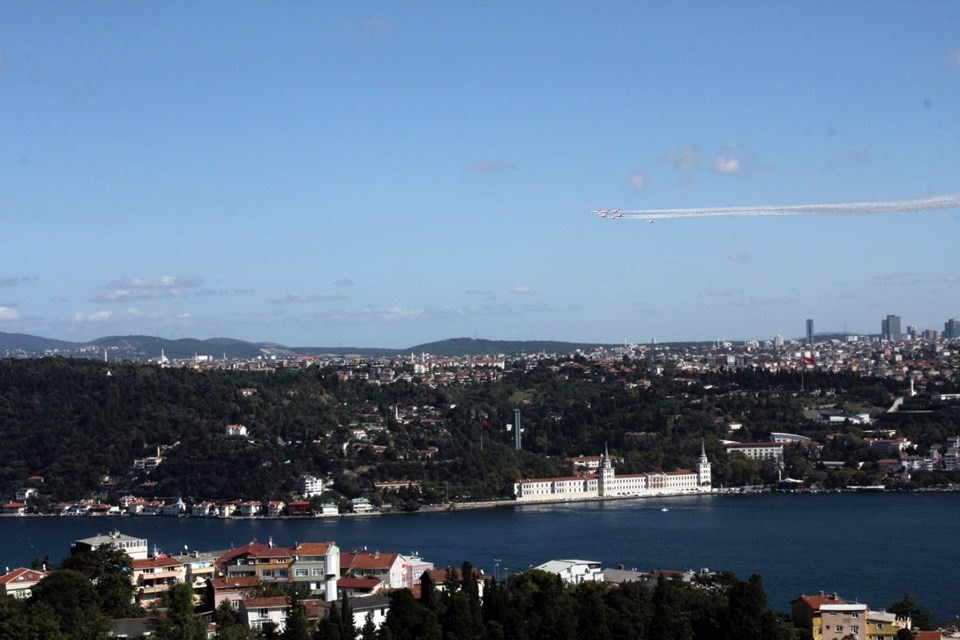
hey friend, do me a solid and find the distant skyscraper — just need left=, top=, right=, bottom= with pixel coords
left=881, top=314, right=902, bottom=341
left=774, top=334, right=784, bottom=348
left=806, top=319, right=814, bottom=345
left=945, top=318, right=960, bottom=339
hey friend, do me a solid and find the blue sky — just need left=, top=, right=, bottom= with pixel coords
left=1, top=1, right=958, bottom=348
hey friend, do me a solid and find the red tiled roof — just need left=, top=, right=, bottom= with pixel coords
left=243, top=596, right=290, bottom=608
left=0, top=567, right=50, bottom=585
left=341, top=552, right=399, bottom=570
left=209, top=576, right=261, bottom=591
left=132, top=556, right=182, bottom=570
left=294, top=542, right=333, bottom=556
left=792, top=593, right=847, bottom=610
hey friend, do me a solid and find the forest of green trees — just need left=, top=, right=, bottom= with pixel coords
left=1, top=357, right=958, bottom=509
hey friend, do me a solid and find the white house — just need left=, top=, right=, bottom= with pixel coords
left=534, top=559, right=603, bottom=585
left=225, top=424, right=249, bottom=437
left=0, top=567, right=50, bottom=599
left=72, top=530, right=149, bottom=560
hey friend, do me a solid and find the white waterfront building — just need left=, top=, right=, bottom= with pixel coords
left=513, top=444, right=712, bottom=502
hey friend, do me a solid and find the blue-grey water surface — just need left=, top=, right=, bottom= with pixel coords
left=1, top=493, right=957, bottom=620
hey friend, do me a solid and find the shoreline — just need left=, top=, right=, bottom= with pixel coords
left=4, top=484, right=958, bottom=520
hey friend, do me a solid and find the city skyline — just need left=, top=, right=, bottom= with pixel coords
left=2, top=3, right=959, bottom=348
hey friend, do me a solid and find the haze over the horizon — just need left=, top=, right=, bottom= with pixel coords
left=2, top=2, right=959, bottom=348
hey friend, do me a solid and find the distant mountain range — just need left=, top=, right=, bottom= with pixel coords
left=0, top=332, right=619, bottom=360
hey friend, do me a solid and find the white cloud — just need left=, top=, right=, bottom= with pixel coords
left=71, top=308, right=179, bottom=324
left=72, top=310, right=115, bottom=323
left=712, top=155, right=741, bottom=174
left=92, top=289, right=190, bottom=303
left=871, top=272, right=958, bottom=287
left=629, top=171, right=648, bottom=192
left=0, top=306, right=20, bottom=321
left=663, top=144, right=698, bottom=168
left=106, top=275, right=201, bottom=289
left=727, top=252, right=750, bottom=261
left=510, top=286, right=536, bottom=295
left=272, top=292, right=348, bottom=304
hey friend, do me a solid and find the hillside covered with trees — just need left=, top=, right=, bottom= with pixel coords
left=1, top=356, right=959, bottom=509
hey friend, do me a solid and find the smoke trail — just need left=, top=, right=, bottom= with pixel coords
left=601, top=193, right=960, bottom=220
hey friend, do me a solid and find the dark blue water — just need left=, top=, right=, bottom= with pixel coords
left=2, top=493, right=957, bottom=621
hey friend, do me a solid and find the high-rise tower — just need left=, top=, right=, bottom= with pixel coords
left=806, top=319, right=814, bottom=345
left=882, top=315, right=902, bottom=341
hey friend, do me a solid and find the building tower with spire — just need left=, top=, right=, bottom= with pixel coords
left=598, top=444, right=615, bottom=497
left=697, top=440, right=712, bottom=490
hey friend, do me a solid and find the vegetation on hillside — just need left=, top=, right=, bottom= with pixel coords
left=0, top=357, right=958, bottom=508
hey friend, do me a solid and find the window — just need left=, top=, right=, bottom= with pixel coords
left=312, top=568, right=325, bottom=576
left=295, top=569, right=308, bottom=577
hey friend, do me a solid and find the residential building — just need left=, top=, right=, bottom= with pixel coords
left=290, top=542, right=340, bottom=601
left=320, top=595, right=392, bottom=634
left=724, top=442, right=784, bottom=462
left=132, top=556, right=186, bottom=605
left=240, top=596, right=322, bottom=633
left=317, top=503, right=339, bottom=516
left=791, top=593, right=910, bottom=640
left=866, top=438, right=912, bottom=455
left=770, top=432, right=813, bottom=445
left=340, top=551, right=406, bottom=589
left=821, top=603, right=867, bottom=640
left=286, top=500, right=311, bottom=517
left=225, top=424, right=248, bottom=437
left=207, top=575, right=261, bottom=611
left=190, top=501, right=219, bottom=517
left=865, top=609, right=910, bottom=640
left=791, top=592, right=848, bottom=638
left=72, top=530, right=148, bottom=560
left=296, top=474, right=325, bottom=498
left=350, top=498, right=374, bottom=513
left=0, top=567, right=50, bottom=599
left=534, top=559, right=603, bottom=585
left=2, top=502, right=27, bottom=515
left=171, top=551, right=217, bottom=601
left=218, top=541, right=289, bottom=581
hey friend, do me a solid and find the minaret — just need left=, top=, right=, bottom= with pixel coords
left=697, top=440, right=712, bottom=491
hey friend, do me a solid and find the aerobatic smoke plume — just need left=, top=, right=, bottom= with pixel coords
left=593, top=193, right=960, bottom=221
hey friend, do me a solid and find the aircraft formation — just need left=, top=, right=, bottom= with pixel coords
left=592, top=192, right=960, bottom=222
